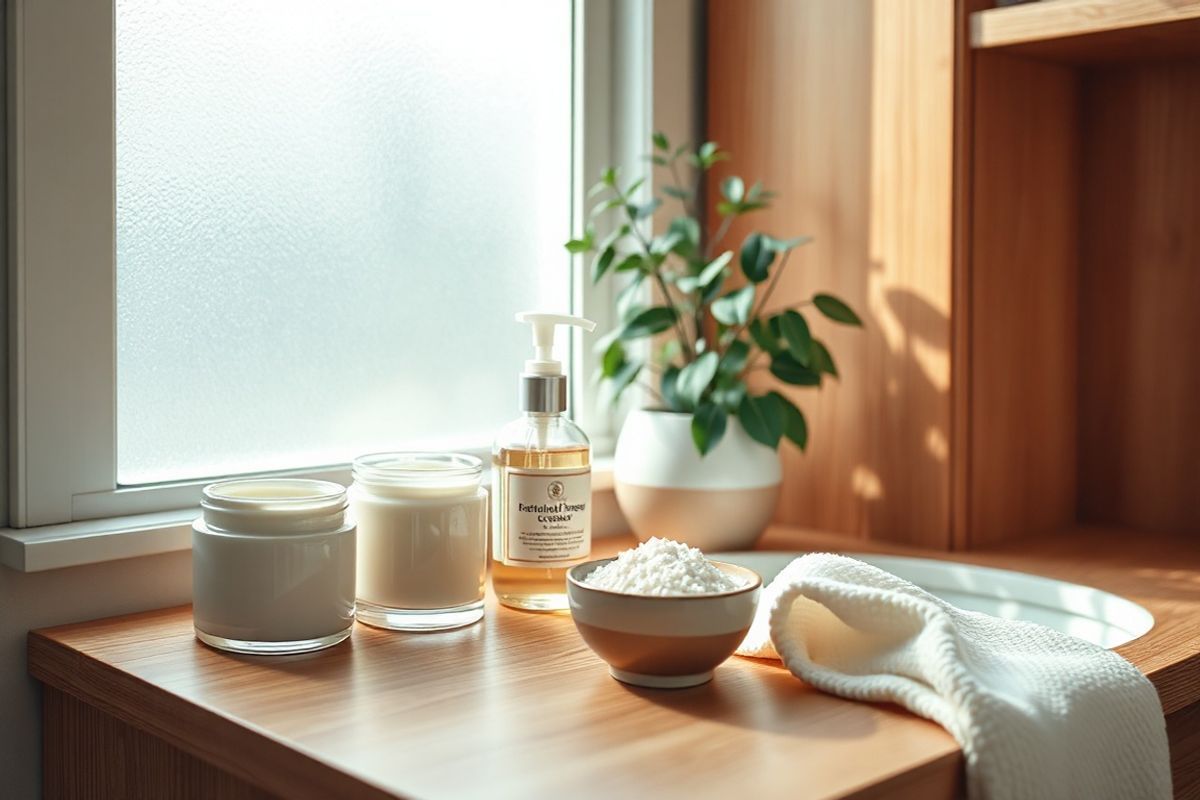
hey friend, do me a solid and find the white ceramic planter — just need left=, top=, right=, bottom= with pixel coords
left=613, top=409, right=782, bottom=551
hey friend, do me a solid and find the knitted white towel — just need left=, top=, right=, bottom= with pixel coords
left=736, top=553, right=1171, bottom=800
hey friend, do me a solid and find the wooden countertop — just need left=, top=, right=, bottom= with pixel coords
left=28, top=527, right=1200, bottom=800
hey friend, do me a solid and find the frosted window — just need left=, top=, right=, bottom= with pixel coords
left=116, top=1, right=572, bottom=484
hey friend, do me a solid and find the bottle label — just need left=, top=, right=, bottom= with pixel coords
left=502, top=468, right=590, bottom=567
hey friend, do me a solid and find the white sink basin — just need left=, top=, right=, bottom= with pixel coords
left=712, top=551, right=1154, bottom=649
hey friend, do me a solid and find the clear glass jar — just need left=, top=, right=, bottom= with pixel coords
left=192, top=478, right=356, bottom=655
left=351, top=452, right=488, bottom=631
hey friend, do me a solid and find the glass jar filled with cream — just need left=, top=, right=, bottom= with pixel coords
left=192, top=478, right=357, bottom=655
left=351, top=452, right=488, bottom=631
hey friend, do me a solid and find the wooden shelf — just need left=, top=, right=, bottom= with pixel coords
left=28, top=533, right=964, bottom=800
left=971, top=0, right=1200, bottom=62
left=28, top=528, right=1200, bottom=798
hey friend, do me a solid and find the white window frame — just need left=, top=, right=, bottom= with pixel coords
left=2, top=0, right=702, bottom=569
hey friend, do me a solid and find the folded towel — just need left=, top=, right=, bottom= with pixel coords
left=736, top=553, right=1171, bottom=800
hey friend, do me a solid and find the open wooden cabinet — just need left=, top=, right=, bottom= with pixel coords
left=708, top=0, right=1200, bottom=551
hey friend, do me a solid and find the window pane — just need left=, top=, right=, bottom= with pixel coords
left=116, top=1, right=572, bottom=484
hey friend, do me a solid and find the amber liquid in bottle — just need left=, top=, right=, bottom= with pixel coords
left=491, top=442, right=590, bottom=612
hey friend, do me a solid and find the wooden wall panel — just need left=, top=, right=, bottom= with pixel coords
left=967, top=52, right=1080, bottom=548
left=1078, top=64, right=1200, bottom=534
left=706, top=0, right=955, bottom=547
left=43, top=687, right=276, bottom=799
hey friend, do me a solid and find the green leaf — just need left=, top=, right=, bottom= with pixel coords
left=748, top=318, right=782, bottom=356
left=809, top=339, right=838, bottom=377
left=668, top=216, right=701, bottom=250
left=769, top=391, right=808, bottom=450
left=699, top=274, right=727, bottom=306
left=710, top=285, right=755, bottom=326
left=606, top=361, right=641, bottom=404
left=691, top=402, right=728, bottom=456
left=698, top=251, right=733, bottom=286
left=601, top=339, right=626, bottom=377
left=649, top=155, right=668, bottom=166
left=675, top=351, right=719, bottom=408
left=663, top=185, right=693, bottom=201
left=718, top=339, right=750, bottom=375
left=778, top=310, right=813, bottom=365
left=629, top=198, right=662, bottom=220
left=721, top=176, right=744, bottom=204
left=565, top=237, right=592, bottom=254
left=737, top=393, right=783, bottom=449
left=621, top=306, right=678, bottom=340
left=813, top=293, right=863, bottom=326
left=598, top=224, right=629, bottom=252
left=589, top=196, right=624, bottom=218
left=689, top=141, right=729, bottom=170
left=592, top=247, right=616, bottom=283
left=764, top=234, right=813, bottom=253
left=746, top=181, right=765, bottom=202
left=740, top=232, right=775, bottom=283
left=656, top=337, right=682, bottom=366
left=614, top=253, right=646, bottom=274
left=653, top=131, right=670, bottom=151
left=601, top=167, right=618, bottom=187
left=770, top=352, right=822, bottom=386
left=661, top=365, right=687, bottom=411
left=679, top=250, right=732, bottom=294
left=650, top=231, right=684, bottom=257
left=710, top=379, right=747, bottom=413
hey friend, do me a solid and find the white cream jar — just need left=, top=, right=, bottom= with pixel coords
left=351, top=452, right=487, bottom=631
left=192, top=479, right=356, bottom=654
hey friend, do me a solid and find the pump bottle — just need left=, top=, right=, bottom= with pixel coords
left=491, top=312, right=595, bottom=612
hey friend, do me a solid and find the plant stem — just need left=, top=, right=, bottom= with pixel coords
left=720, top=250, right=793, bottom=359
left=704, top=214, right=735, bottom=263
left=636, top=378, right=667, bottom=405
left=622, top=205, right=697, bottom=362
left=668, top=160, right=696, bottom=219
left=748, top=250, right=792, bottom=323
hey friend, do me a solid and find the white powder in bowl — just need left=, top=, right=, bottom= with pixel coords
left=583, top=537, right=742, bottom=596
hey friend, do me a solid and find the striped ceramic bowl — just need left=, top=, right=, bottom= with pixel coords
left=566, top=558, right=762, bottom=689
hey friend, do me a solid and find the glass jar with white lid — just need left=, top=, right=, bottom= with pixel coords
left=192, top=478, right=357, bottom=655
left=351, top=452, right=488, bottom=631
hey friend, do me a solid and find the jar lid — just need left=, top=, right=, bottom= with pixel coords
left=352, top=452, right=483, bottom=489
left=200, top=478, right=348, bottom=535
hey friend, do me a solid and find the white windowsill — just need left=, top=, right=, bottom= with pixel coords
left=0, top=460, right=619, bottom=573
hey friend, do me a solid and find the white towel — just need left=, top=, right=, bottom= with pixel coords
left=736, top=553, right=1171, bottom=800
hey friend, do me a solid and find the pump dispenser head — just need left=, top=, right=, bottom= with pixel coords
left=515, top=311, right=595, bottom=412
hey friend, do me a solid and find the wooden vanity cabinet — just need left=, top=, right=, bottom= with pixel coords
left=707, top=0, right=1200, bottom=551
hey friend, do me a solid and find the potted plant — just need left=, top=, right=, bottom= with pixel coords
left=566, top=134, right=862, bottom=550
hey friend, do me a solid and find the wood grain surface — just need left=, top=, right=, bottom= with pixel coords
left=706, top=0, right=955, bottom=547
left=43, top=687, right=276, bottom=799
left=31, top=527, right=1200, bottom=799
left=1077, top=63, right=1200, bottom=536
left=30, top=534, right=963, bottom=800
left=964, top=50, right=1081, bottom=548
left=972, top=0, right=1200, bottom=62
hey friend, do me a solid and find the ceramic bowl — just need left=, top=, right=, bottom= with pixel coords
left=566, top=558, right=762, bottom=689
